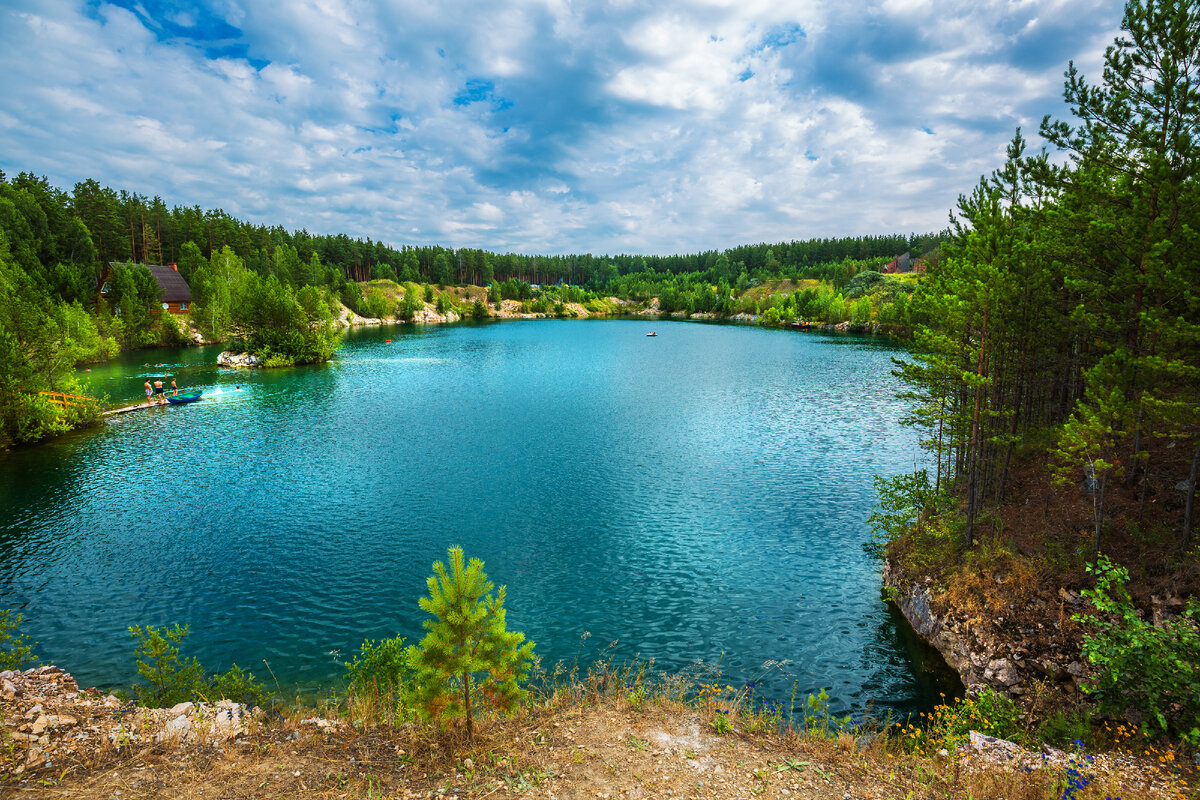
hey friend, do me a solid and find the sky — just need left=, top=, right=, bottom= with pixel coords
left=0, top=0, right=1124, bottom=256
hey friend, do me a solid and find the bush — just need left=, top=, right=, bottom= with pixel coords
left=842, top=270, right=886, bottom=299
left=6, top=394, right=70, bottom=445
left=344, top=635, right=417, bottom=720
left=0, top=609, right=38, bottom=670
left=157, top=312, right=191, bottom=347
left=128, top=624, right=205, bottom=707
left=1073, top=556, right=1200, bottom=745
left=127, top=623, right=269, bottom=708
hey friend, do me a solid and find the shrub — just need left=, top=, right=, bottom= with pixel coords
left=0, top=610, right=37, bottom=670
left=344, top=635, right=417, bottom=713
left=1073, top=556, right=1200, bottom=745
left=127, top=623, right=269, bottom=708
left=842, top=270, right=886, bottom=299
left=866, top=469, right=945, bottom=557
left=128, top=624, right=206, bottom=707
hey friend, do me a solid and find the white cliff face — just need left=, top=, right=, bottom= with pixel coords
left=882, top=558, right=1089, bottom=707
left=216, top=351, right=261, bottom=368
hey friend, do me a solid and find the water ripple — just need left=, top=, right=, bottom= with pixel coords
left=0, top=321, right=952, bottom=712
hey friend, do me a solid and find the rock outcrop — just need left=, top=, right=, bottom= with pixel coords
left=0, top=666, right=259, bottom=777
left=882, top=559, right=1086, bottom=705
left=217, top=351, right=261, bottom=368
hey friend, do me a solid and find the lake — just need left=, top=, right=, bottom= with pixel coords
left=0, top=319, right=954, bottom=714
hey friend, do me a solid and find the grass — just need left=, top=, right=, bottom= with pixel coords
left=4, top=654, right=1194, bottom=799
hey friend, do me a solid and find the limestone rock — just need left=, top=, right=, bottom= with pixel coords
left=170, top=701, right=195, bottom=716
left=209, top=704, right=249, bottom=740
left=2, top=678, right=18, bottom=699
left=969, top=731, right=1023, bottom=761
left=156, top=715, right=193, bottom=744
left=301, top=717, right=342, bottom=732
left=217, top=351, right=261, bottom=368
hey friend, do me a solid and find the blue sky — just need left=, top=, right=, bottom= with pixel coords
left=0, top=0, right=1122, bottom=255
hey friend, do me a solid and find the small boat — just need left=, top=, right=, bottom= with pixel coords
left=646, top=332, right=658, bottom=337
left=166, top=390, right=203, bottom=405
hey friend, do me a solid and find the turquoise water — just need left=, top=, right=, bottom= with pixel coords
left=0, top=319, right=952, bottom=713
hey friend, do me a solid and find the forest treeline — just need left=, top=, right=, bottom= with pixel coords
left=0, top=156, right=942, bottom=447
left=886, top=0, right=1198, bottom=562
left=4, top=167, right=941, bottom=293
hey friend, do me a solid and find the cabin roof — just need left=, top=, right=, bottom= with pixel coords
left=106, top=262, right=192, bottom=303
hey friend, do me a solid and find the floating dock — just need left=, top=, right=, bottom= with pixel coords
left=104, top=402, right=169, bottom=416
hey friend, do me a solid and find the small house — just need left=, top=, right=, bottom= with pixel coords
left=100, top=262, right=193, bottom=314
left=881, top=252, right=912, bottom=275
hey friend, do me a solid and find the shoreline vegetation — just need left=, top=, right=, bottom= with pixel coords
left=0, top=160, right=932, bottom=447
left=2, top=553, right=1193, bottom=798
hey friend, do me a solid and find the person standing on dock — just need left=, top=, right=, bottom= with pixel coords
left=170, top=377, right=178, bottom=396
left=144, top=379, right=153, bottom=407
left=153, top=378, right=166, bottom=405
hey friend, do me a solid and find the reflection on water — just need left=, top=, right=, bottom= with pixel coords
left=0, top=320, right=954, bottom=713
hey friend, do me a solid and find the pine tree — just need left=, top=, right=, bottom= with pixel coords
left=415, top=546, right=535, bottom=740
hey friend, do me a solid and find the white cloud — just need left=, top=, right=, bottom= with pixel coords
left=0, top=0, right=1126, bottom=254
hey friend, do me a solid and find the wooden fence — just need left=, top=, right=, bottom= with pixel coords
left=38, top=391, right=100, bottom=409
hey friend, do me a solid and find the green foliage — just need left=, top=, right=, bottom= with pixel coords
left=156, top=310, right=190, bottom=347
left=1038, top=708, right=1093, bottom=749
left=191, top=246, right=250, bottom=338
left=841, top=270, right=886, bottom=299
left=898, top=687, right=1021, bottom=754
left=232, top=273, right=340, bottom=365
left=343, top=635, right=418, bottom=721
left=866, top=470, right=944, bottom=556
left=210, top=663, right=270, bottom=707
left=414, top=546, right=536, bottom=739
left=0, top=610, right=38, bottom=670
left=128, top=623, right=206, bottom=707
left=361, top=287, right=391, bottom=320
left=127, top=623, right=268, bottom=708
left=0, top=238, right=111, bottom=446
left=472, top=299, right=488, bottom=320
left=1073, top=556, right=1200, bottom=745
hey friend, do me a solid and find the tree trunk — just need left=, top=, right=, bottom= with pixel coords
left=1184, top=442, right=1199, bottom=550
left=1093, top=467, right=1107, bottom=559
left=462, top=670, right=473, bottom=741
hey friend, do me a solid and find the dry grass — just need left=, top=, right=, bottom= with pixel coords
left=5, top=670, right=1193, bottom=800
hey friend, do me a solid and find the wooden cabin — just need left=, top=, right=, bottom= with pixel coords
left=100, top=262, right=193, bottom=314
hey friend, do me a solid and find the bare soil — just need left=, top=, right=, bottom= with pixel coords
left=2, top=668, right=1191, bottom=800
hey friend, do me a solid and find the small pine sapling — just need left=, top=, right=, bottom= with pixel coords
left=415, top=546, right=535, bottom=740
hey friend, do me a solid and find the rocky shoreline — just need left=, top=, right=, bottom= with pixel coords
left=881, top=557, right=1089, bottom=708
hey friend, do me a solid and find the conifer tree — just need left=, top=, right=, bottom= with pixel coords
left=415, top=546, right=535, bottom=740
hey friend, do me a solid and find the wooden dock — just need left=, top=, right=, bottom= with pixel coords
left=104, top=402, right=169, bottom=416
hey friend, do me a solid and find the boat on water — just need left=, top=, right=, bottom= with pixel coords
left=646, top=332, right=658, bottom=337
left=166, top=390, right=203, bottom=405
